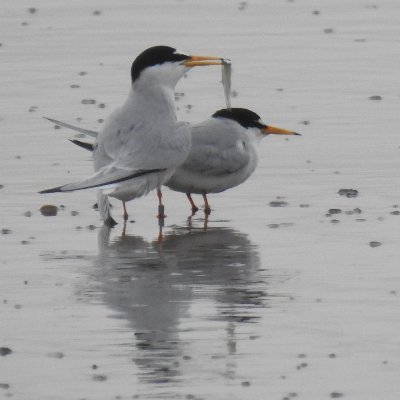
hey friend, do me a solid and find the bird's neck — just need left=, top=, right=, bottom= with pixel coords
left=129, top=82, right=177, bottom=118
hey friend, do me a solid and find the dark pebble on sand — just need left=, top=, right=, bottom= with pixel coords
left=390, top=211, right=400, bottom=215
left=1, top=228, right=12, bottom=234
left=46, top=352, right=64, bottom=359
left=70, top=84, right=80, bottom=88
left=324, top=28, right=334, bottom=34
left=40, top=205, right=58, bottom=216
left=369, top=241, right=382, bottom=248
left=92, top=374, right=107, bottom=382
left=28, top=7, right=37, bottom=14
left=241, top=381, right=251, bottom=387
left=0, top=185, right=3, bottom=189
left=78, top=71, right=87, bottom=76
left=328, top=208, right=342, bottom=214
left=23, top=211, right=32, bottom=217
left=369, top=95, right=382, bottom=101
left=70, top=211, right=79, bottom=216
left=269, top=201, right=288, bottom=207
left=93, top=10, right=101, bottom=15
left=330, top=393, right=344, bottom=398
left=0, top=347, right=12, bottom=356
left=81, top=99, right=96, bottom=105
left=338, top=189, right=358, bottom=198
left=0, top=384, right=10, bottom=390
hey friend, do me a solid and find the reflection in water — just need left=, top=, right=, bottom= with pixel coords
left=92, top=223, right=268, bottom=385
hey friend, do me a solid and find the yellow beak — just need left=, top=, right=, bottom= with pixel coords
left=184, top=55, right=224, bottom=67
left=262, top=125, right=301, bottom=136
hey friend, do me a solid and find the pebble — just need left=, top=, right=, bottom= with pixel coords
left=23, top=211, right=32, bottom=217
left=328, top=208, right=342, bottom=215
left=390, top=211, right=400, bottom=215
left=0, top=384, right=10, bottom=389
left=81, top=99, right=96, bottom=105
left=1, top=229, right=12, bottom=235
left=338, top=189, right=358, bottom=198
left=324, top=28, right=335, bottom=34
left=369, top=241, right=382, bottom=248
left=40, top=205, right=58, bottom=216
left=0, top=184, right=3, bottom=189
left=330, top=393, right=344, bottom=398
left=28, top=7, right=37, bottom=14
left=269, top=201, right=288, bottom=207
left=369, top=95, right=382, bottom=101
left=46, top=352, right=64, bottom=359
left=92, top=374, right=107, bottom=382
left=0, top=347, right=12, bottom=356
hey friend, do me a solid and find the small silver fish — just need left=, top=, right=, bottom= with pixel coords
left=221, top=59, right=232, bottom=110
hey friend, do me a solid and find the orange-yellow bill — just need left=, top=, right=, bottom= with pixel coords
left=184, top=55, right=224, bottom=67
left=262, top=125, right=301, bottom=136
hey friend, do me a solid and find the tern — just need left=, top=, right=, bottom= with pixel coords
left=47, top=107, right=300, bottom=215
left=40, top=46, right=225, bottom=225
left=165, top=108, right=300, bottom=214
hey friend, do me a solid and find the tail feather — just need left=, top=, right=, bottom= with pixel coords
left=69, top=139, right=94, bottom=152
left=44, top=117, right=99, bottom=138
left=39, top=168, right=166, bottom=194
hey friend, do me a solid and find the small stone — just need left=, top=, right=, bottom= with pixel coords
left=369, top=241, right=382, bottom=248
left=70, top=84, right=80, bottom=88
left=0, top=184, right=3, bottom=189
left=338, top=189, right=358, bottom=198
left=78, top=71, right=87, bottom=76
left=369, top=95, right=382, bottom=101
left=28, top=7, right=37, bottom=14
left=98, top=103, right=106, bottom=108
left=324, top=28, right=334, bottom=34
left=0, top=347, right=12, bottom=356
left=93, top=10, right=101, bottom=15
left=328, top=208, right=342, bottom=214
left=269, top=201, right=288, bottom=207
left=1, top=229, right=12, bottom=235
left=330, top=393, right=344, bottom=398
left=241, top=381, right=250, bottom=387
left=299, top=204, right=310, bottom=208
left=98, top=119, right=104, bottom=123
left=40, top=205, right=58, bottom=216
left=70, top=211, right=79, bottom=216
left=329, top=353, right=337, bottom=358
left=92, top=364, right=98, bottom=370
left=46, top=352, right=64, bottom=359
left=81, top=99, right=96, bottom=105
left=301, top=120, right=310, bottom=125
left=331, top=219, right=340, bottom=224
left=23, top=211, right=32, bottom=217
left=268, top=224, right=280, bottom=229
left=92, top=374, right=107, bottom=382
left=0, top=384, right=10, bottom=390
left=390, top=211, right=400, bottom=215
left=312, top=10, right=320, bottom=15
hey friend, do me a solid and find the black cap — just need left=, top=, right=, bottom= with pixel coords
left=131, top=46, right=190, bottom=82
left=212, top=108, right=264, bottom=129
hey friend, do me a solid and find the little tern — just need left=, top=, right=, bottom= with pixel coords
left=40, top=46, right=225, bottom=225
left=164, top=108, right=300, bottom=214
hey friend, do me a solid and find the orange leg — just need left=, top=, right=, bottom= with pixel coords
left=157, top=189, right=166, bottom=219
left=202, top=193, right=211, bottom=215
left=122, top=201, right=128, bottom=220
left=186, top=193, right=198, bottom=213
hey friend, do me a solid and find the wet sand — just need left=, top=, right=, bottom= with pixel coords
left=1, top=0, right=400, bottom=399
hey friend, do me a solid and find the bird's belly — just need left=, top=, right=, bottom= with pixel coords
left=108, top=169, right=174, bottom=201
left=165, top=166, right=253, bottom=194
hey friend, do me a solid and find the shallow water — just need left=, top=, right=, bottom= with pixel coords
left=1, top=0, right=400, bottom=399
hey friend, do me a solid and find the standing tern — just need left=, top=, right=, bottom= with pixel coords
left=48, top=107, right=300, bottom=215
left=165, top=108, right=300, bottom=214
left=40, top=46, right=225, bottom=225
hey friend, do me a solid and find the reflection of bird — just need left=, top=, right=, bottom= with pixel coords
left=91, top=224, right=264, bottom=384
left=40, top=46, right=224, bottom=225
left=165, top=108, right=300, bottom=213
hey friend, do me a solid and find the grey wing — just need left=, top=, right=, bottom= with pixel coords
left=183, top=124, right=250, bottom=176
left=96, top=117, right=191, bottom=171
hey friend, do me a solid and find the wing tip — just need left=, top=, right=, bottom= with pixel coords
left=39, top=185, right=64, bottom=194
